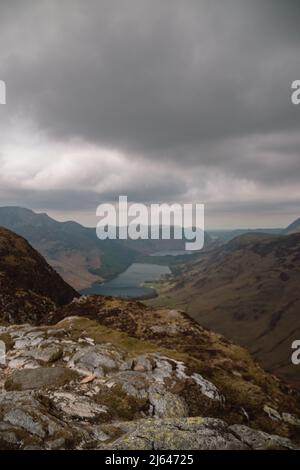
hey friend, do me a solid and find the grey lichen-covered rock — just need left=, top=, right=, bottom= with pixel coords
left=132, top=355, right=155, bottom=372
left=97, top=418, right=248, bottom=450
left=99, top=418, right=299, bottom=451
left=49, top=392, right=108, bottom=420
left=148, top=388, right=188, bottom=418
left=191, top=373, right=223, bottom=402
left=68, top=345, right=122, bottom=376
left=27, top=345, right=63, bottom=364
left=0, top=316, right=300, bottom=450
left=106, top=370, right=150, bottom=399
left=4, top=409, right=46, bottom=438
left=229, top=425, right=299, bottom=450
left=282, top=413, right=300, bottom=427
left=0, top=391, right=79, bottom=449
left=8, top=357, right=40, bottom=369
left=263, top=404, right=282, bottom=422
left=1, top=391, right=296, bottom=451
left=4, top=367, right=78, bottom=391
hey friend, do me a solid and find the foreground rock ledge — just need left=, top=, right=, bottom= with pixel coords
left=0, top=316, right=300, bottom=450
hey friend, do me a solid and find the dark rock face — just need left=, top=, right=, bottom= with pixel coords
left=0, top=227, right=78, bottom=323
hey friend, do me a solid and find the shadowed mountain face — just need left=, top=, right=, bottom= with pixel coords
left=150, top=232, right=300, bottom=388
left=0, top=207, right=137, bottom=290
left=0, top=227, right=78, bottom=324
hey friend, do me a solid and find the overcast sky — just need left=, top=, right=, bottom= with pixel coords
left=0, top=0, right=300, bottom=228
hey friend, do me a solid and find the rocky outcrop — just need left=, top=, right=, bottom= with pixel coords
left=49, top=296, right=300, bottom=436
left=99, top=418, right=297, bottom=450
left=0, top=316, right=300, bottom=450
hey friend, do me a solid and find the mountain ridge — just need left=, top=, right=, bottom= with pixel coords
left=284, top=218, right=300, bottom=235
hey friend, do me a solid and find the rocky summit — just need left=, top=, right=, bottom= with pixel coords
left=1, top=227, right=300, bottom=450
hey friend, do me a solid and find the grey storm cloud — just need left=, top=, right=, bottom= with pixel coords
left=0, top=0, right=300, bottom=226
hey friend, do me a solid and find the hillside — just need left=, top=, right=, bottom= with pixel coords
left=208, top=228, right=282, bottom=243
left=0, top=227, right=78, bottom=324
left=149, top=232, right=300, bottom=387
left=284, top=218, right=300, bottom=235
left=0, top=207, right=136, bottom=290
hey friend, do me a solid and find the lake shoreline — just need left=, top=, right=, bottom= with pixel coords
left=80, top=262, right=171, bottom=300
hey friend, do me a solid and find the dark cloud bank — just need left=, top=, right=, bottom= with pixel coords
left=0, top=0, right=300, bottom=227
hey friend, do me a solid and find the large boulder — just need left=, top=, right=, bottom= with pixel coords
left=5, top=367, right=78, bottom=391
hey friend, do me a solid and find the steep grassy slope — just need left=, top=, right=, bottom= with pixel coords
left=0, top=227, right=78, bottom=323
left=149, top=233, right=300, bottom=387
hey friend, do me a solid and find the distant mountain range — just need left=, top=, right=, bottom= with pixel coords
left=207, top=218, right=300, bottom=242
left=150, top=228, right=300, bottom=388
left=0, top=207, right=138, bottom=290
left=208, top=228, right=283, bottom=242
left=0, top=206, right=212, bottom=290
left=1, top=205, right=299, bottom=319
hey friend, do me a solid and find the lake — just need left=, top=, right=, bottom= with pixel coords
left=149, top=250, right=194, bottom=256
left=81, top=263, right=171, bottom=299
